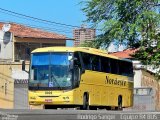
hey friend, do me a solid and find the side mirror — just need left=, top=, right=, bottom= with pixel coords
left=73, top=67, right=81, bottom=87
left=69, top=59, right=74, bottom=70
left=81, top=68, right=85, bottom=74
left=22, top=60, right=25, bottom=71
left=69, top=57, right=77, bottom=70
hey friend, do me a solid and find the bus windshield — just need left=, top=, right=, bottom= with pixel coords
left=29, top=52, right=73, bottom=90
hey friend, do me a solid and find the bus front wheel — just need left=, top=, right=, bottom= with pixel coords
left=81, top=94, right=89, bottom=110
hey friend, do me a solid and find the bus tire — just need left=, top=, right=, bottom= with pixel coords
left=118, top=95, right=123, bottom=110
left=81, top=94, right=89, bottom=110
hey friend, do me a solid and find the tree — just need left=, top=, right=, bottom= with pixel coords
left=82, top=0, right=160, bottom=78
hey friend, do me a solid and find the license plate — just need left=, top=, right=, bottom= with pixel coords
left=45, top=99, right=52, bottom=102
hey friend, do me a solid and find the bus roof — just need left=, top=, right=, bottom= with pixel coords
left=31, top=46, right=132, bottom=62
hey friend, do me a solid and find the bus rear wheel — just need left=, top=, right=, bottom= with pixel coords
left=81, top=94, right=89, bottom=110
left=118, top=96, right=123, bottom=110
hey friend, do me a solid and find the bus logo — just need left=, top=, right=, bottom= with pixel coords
left=105, top=76, right=126, bottom=86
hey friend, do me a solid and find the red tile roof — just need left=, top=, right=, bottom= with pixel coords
left=110, top=48, right=138, bottom=59
left=0, top=22, right=67, bottom=39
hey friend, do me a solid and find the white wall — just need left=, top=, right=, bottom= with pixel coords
left=0, top=30, right=13, bottom=60
left=134, top=69, right=142, bottom=88
left=12, top=69, right=29, bottom=80
left=132, top=60, right=143, bottom=88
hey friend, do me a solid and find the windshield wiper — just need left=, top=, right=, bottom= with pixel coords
left=51, top=74, right=62, bottom=90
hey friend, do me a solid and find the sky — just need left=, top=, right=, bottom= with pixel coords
left=0, top=0, right=87, bottom=46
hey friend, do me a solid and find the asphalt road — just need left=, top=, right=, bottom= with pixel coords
left=0, top=109, right=159, bottom=120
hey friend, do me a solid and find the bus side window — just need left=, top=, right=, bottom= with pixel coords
left=110, top=59, right=119, bottom=74
left=90, top=55, right=100, bottom=71
left=81, top=53, right=91, bottom=70
left=128, top=62, right=133, bottom=77
left=101, top=57, right=111, bottom=73
left=120, top=61, right=133, bottom=77
left=119, top=61, right=126, bottom=76
left=74, top=52, right=81, bottom=68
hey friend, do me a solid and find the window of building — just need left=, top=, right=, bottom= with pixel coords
left=25, top=47, right=31, bottom=60
left=3, top=31, right=12, bottom=44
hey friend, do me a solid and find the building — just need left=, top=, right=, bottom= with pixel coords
left=0, top=22, right=68, bottom=61
left=73, top=25, right=96, bottom=46
left=110, top=48, right=138, bottom=59
left=0, top=22, right=69, bottom=109
left=110, top=48, right=160, bottom=111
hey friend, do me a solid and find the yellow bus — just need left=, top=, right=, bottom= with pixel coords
left=28, top=47, right=134, bottom=110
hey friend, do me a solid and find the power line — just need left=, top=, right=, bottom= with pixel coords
left=18, top=23, right=72, bottom=34
left=0, top=9, right=74, bottom=31
left=0, top=7, right=101, bottom=31
left=0, top=7, right=80, bottom=28
left=0, top=10, right=73, bottom=34
left=0, top=19, right=72, bottom=34
left=0, top=9, right=80, bottom=36
left=0, top=20, right=74, bottom=40
left=0, top=7, right=102, bottom=38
